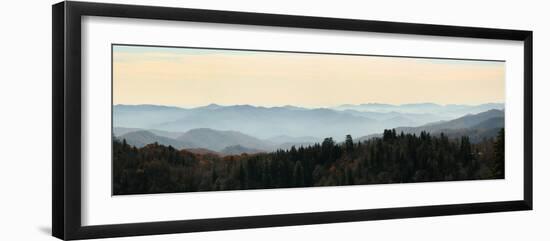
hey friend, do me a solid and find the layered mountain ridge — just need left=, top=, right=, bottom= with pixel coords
left=114, top=102, right=503, bottom=140
left=114, top=103, right=504, bottom=155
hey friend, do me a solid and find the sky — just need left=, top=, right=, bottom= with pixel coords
left=113, top=45, right=505, bottom=108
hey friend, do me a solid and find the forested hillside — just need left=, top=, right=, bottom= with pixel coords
left=113, top=129, right=504, bottom=195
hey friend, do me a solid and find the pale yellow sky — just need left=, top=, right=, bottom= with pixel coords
left=113, top=45, right=505, bottom=108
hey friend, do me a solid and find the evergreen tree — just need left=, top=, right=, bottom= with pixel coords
left=112, top=129, right=500, bottom=195
left=293, top=161, right=305, bottom=186
left=492, top=128, right=505, bottom=178
left=345, top=134, right=354, bottom=153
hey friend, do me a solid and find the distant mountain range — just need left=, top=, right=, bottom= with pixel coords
left=115, top=127, right=316, bottom=155
left=176, top=128, right=270, bottom=151
left=115, top=108, right=504, bottom=155
left=333, top=102, right=503, bottom=116
left=114, top=103, right=503, bottom=140
left=395, top=109, right=503, bottom=133
left=358, top=109, right=504, bottom=143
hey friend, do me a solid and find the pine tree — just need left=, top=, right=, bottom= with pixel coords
left=293, top=161, right=305, bottom=186
left=493, top=128, right=505, bottom=178
left=345, top=134, right=354, bottom=153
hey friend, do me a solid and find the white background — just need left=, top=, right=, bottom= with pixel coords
left=0, top=0, right=548, bottom=240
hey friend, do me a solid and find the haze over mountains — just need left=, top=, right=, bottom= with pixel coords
left=115, top=127, right=319, bottom=155
left=358, top=109, right=504, bottom=143
left=114, top=103, right=503, bottom=138
left=113, top=103, right=504, bottom=155
left=333, top=102, right=503, bottom=116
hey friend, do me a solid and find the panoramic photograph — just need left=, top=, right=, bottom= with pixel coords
left=112, top=44, right=505, bottom=195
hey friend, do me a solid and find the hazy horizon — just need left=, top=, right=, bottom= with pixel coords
left=113, top=102, right=505, bottom=142
left=113, top=45, right=505, bottom=108
left=113, top=101, right=505, bottom=109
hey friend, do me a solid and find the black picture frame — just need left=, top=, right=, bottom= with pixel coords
left=52, top=1, right=533, bottom=240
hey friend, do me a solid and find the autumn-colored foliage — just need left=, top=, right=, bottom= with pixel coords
left=113, top=129, right=505, bottom=195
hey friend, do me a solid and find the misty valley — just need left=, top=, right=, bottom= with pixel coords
left=112, top=103, right=505, bottom=195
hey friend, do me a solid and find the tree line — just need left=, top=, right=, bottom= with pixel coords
left=113, top=129, right=505, bottom=195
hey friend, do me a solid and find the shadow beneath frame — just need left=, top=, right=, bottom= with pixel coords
left=38, top=226, right=52, bottom=236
